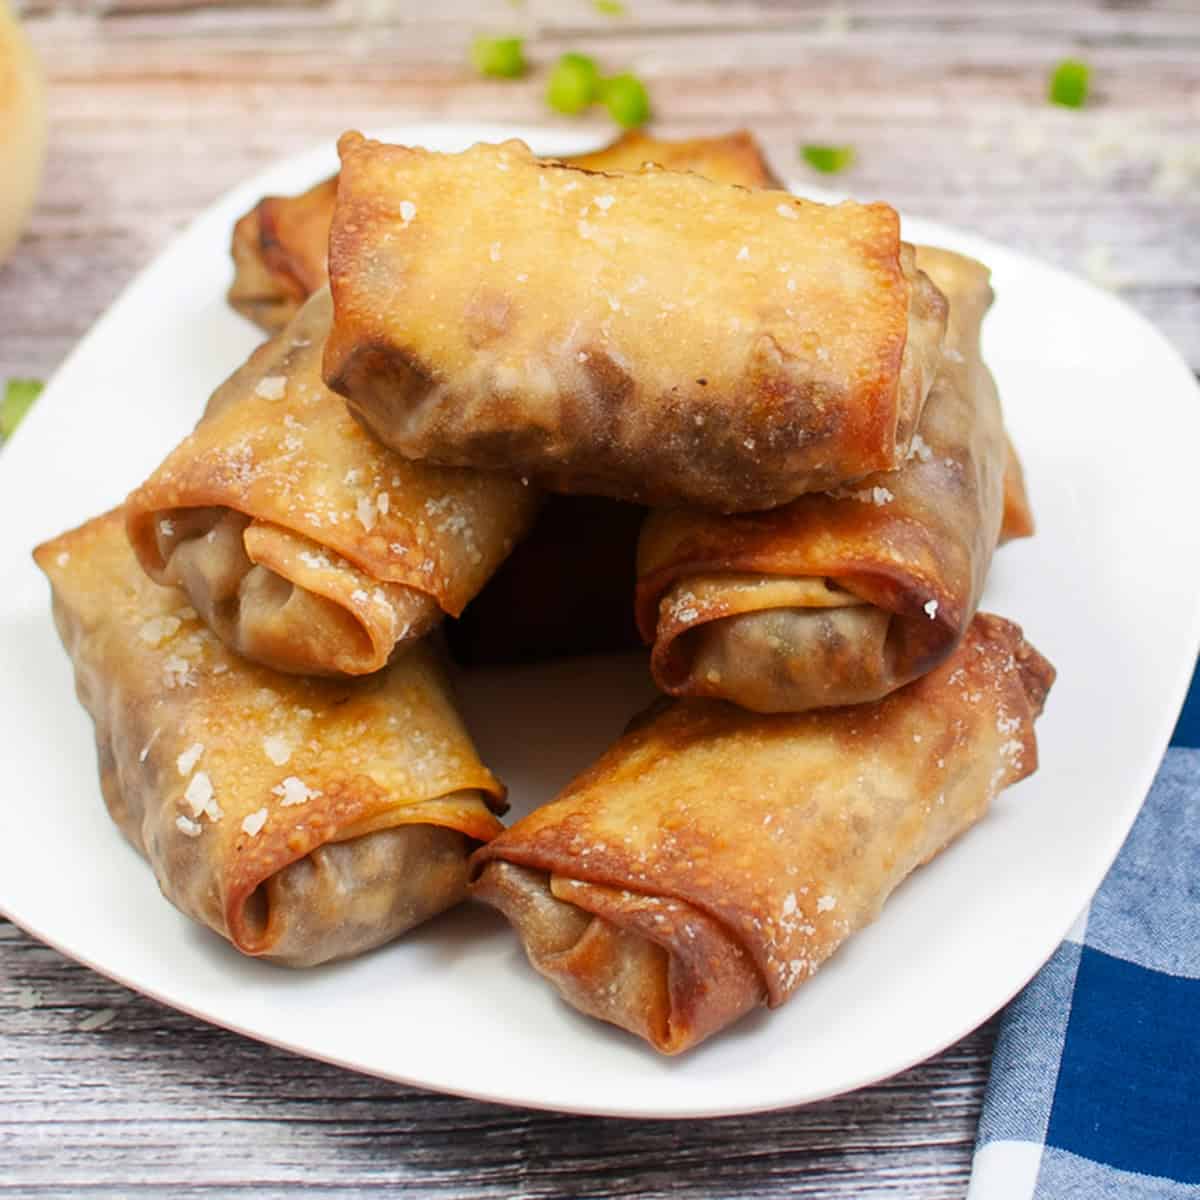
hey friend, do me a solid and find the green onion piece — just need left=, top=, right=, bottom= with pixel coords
left=547, top=53, right=601, bottom=115
left=0, top=378, right=42, bottom=440
left=600, top=73, right=650, bottom=129
left=593, top=0, right=627, bottom=14
left=800, top=144, right=855, bottom=174
left=470, top=35, right=527, bottom=79
left=1049, top=58, right=1090, bottom=108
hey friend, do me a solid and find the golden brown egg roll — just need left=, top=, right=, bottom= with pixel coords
left=229, top=175, right=338, bottom=332
left=472, top=613, right=1053, bottom=1054
left=1002, top=435, right=1035, bottom=540
left=635, top=246, right=1026, bottom=712
left=125, top=289, right=539, bottom=677
left=322, top=134, right=948, bottom=512
left=228, top=131, right=778, bottom=334
left=35, top=510, right=507, bottom=967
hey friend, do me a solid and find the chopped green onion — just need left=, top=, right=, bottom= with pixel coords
left=600, top=73, right=650, bottom=129
left=547, top=52, right=601, bottom=115
left=0, top=378, right=42, bottom=440
left=593, top=0, right=627, bottom=14
left=470, top=35, right=527, bottom=79
left=1049, top=58, right=1090, bottom=108
left=800, top=144, right=855, bottom=174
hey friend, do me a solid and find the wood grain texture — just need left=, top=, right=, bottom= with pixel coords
left=0, top=923, right=996, bottom=1198
left=1, top=1, right=1195, bottom=1194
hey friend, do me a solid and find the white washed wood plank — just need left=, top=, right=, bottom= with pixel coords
left=2, top=920, right=990, bottom=1199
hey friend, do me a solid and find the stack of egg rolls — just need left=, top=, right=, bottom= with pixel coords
left=32, top=125, right=1055, bottom=1060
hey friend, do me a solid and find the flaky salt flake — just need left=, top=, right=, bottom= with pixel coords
left=356, top=495, right=377, bottom=532
left=736, top=245, right=750, bottom=261
left=162, top=656, right=193, bottom=689
left=594, top=194, right=615, bottom=211
left=924, top=599, right=939, bottom=620
left=908, top=433, right=933, bottom=462
left=183, top=771, right=214, bottom=818
left=139, top=615, right=181, bottom=646
left=816, top=894, right=837, bottom=913
left=55, top=552, right=70, bottom=567
left=78, top=1008, right=117, bottom=1032
left=776, top=202, right=799, bottom=220
left=489, top=242, right=502, bottom=262
left=263, top=734, right=292, bottom=766
left=159, top=518, right=175, bottom=537
left=176, top=743, right=204, bottom=776
left=343, top=467, right=361, bottom=486
left=175, top=814, right=203, bottom=838
left=376, top=493, right=390, bottom=516
left=272, top=776, right=323, bottom=807
left=242, top=807, right=269, bottom=837
left=254, top=375, right=287, bottom=401
left=398, top=200, right=417, bottom=225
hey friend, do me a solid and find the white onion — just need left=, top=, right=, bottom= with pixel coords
left=0, top=1, right=46, bottom=263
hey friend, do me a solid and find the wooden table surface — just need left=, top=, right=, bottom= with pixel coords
left=1, top=2, right=1197, bottom=1196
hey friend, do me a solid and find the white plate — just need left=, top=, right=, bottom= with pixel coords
left=2, top=121, right=1199, bottom=1119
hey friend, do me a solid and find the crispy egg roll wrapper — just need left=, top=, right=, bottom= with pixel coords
left=36, top=510, right=507, bottom=967
left=636, top=246, right=1024, bottom=712
left=322, top=134, right=948, bottom=512
left=1002, top=435, right=1035, bottom=541
left=126, top=289, right=539, bottom=677
left=229, top=175, right=339, bottom=332
left=473, top=613, right=1053, bottom=1054
left=229, top=131, right=779, bottom=334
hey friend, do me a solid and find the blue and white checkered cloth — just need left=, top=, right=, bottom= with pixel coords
left=968, top=661, right=1200, bottom=1198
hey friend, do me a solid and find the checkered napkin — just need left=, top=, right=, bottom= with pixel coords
left=967, top=666, right=1200, bottom=1199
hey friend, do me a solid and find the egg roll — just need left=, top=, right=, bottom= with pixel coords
left=322, top=134, right=948, bottom=512
left=35, top=510, right=507, bottom=967
left=635, top=246, right=1027, bottom=712
left=472, top=613, right=1053, bottom=1054
left=229, top=175, right=338, bottom=332
left=126, top=288, right=539, bottom=677
left=228, top=131, right=778, bottom=334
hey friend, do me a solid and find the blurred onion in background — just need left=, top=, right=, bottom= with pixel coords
left=0, top=0, right=46, bottom=263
